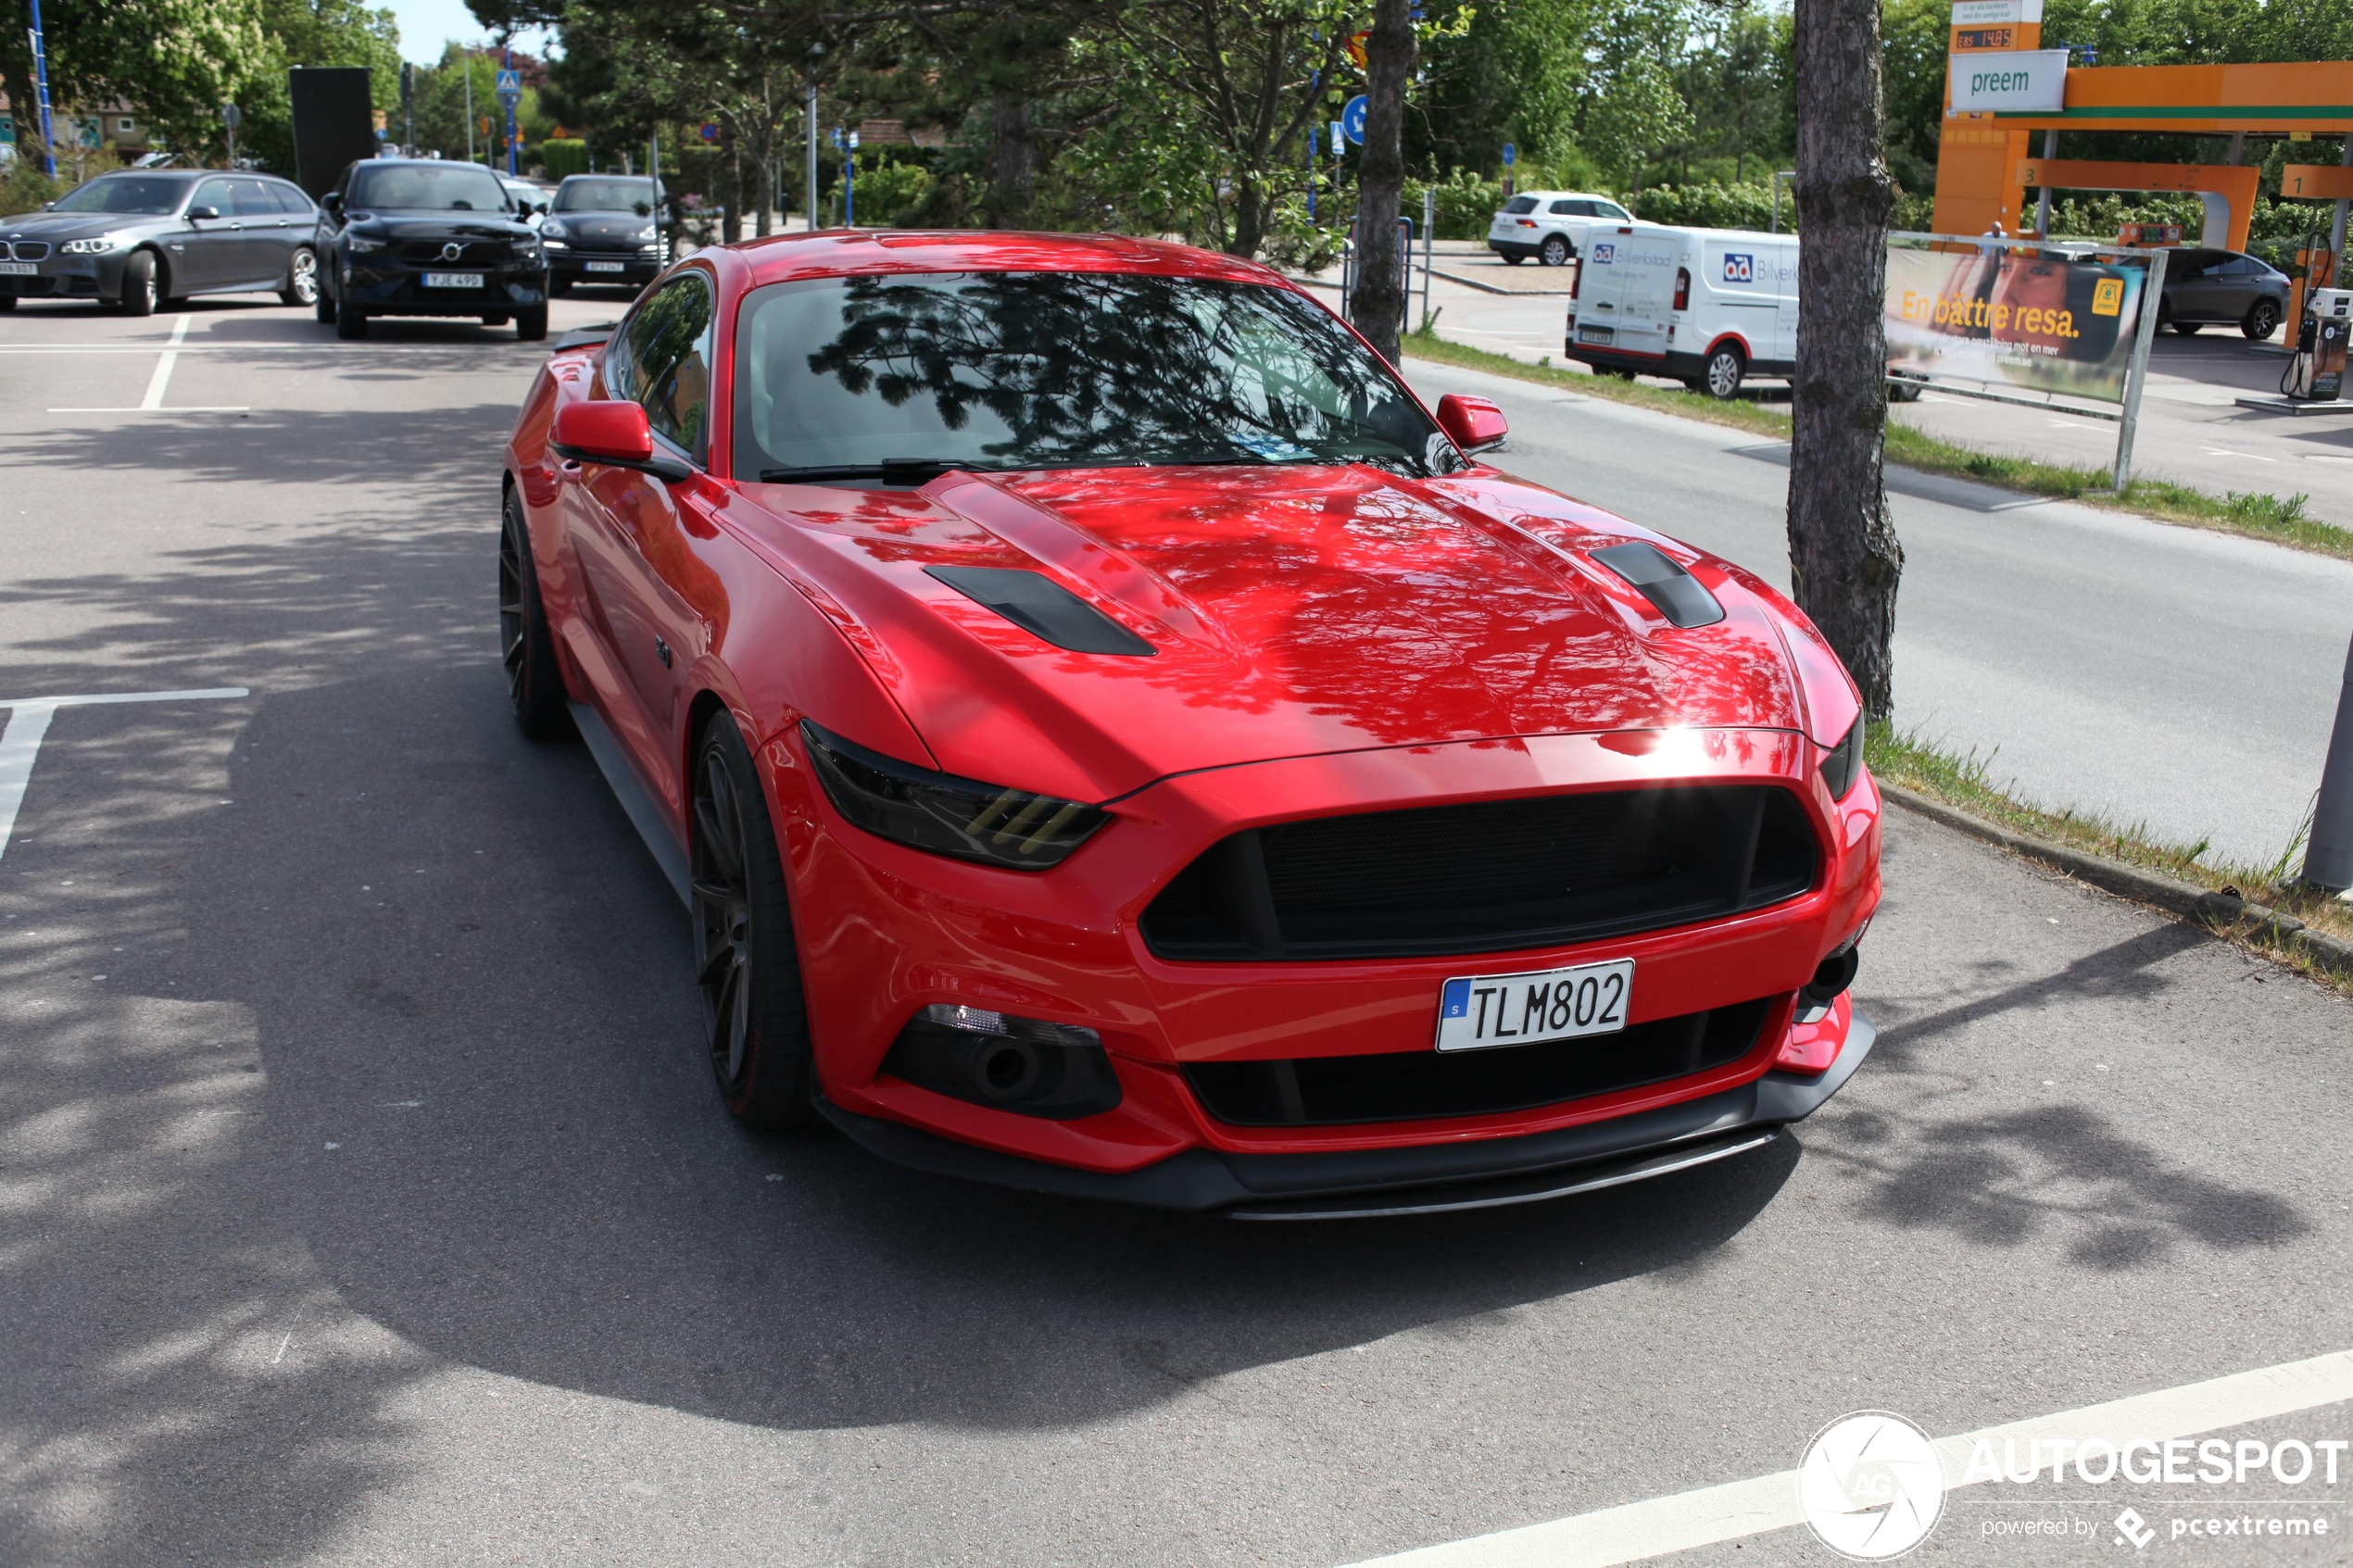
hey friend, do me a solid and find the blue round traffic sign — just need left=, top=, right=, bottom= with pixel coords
left=1340, top=94, right=1368, bottom=145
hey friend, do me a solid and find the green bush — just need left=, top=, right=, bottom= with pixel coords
left=0, top=156, right=61, bottom=219
left=1404, top=169, right=1506, bottom=240
left=846, top=157, right=933, bottom=227
left=1633, top=182, right=1782, bottom=231
left=540, top=138, right=588, bottom=182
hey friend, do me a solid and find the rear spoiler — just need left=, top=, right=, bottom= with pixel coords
left=552, top=322, right=620, bottom=353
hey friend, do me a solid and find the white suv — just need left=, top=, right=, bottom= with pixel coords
left=1487, top=191, right=1634, bottom=267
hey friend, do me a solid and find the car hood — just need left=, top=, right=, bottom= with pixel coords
left=549, top=212, right=648, bottom=241
left=346, top=212, right=535, bottom=240
left=734, top=464, right=1830, bottom=803
left=1, top=210, right=161, bottom=240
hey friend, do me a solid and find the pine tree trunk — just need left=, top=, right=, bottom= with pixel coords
left=988, top=94, right=1036, bottom=226
left=721, top=119, right=743, bottom=245
left=1350, top=0, right=1416, bottom=363
left=1787, top=0, right=1904, bottom=720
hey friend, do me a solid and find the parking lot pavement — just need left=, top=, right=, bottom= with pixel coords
left=1403, top=356, right=2353, bottom=871
left=4, top=291, right=2351, bottom=1567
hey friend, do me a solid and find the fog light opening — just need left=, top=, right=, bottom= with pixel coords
left=972, top=1037, right=1043, bottom=1101
left=882, top=1004, right=1125, bottom=1120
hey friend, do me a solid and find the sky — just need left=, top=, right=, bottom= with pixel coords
left=382, top=0, right=560, bottom=67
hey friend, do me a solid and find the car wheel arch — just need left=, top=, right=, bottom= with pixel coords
left=1705, top=332, right=1753, bottom=364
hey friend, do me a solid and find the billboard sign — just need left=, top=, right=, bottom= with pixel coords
left=1948, top=49, right=2068, bottom=113
left=1951, top=0, right=2042, bottom=22
left=1885, top=243, right=2148, bottom=404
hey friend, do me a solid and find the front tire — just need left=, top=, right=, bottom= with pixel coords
left=335, top=304, right=368, bottom=339
left=2172, top=320, right=2202, bottom=335
left=691, top=714, right=814, bottom=1131
left=515, top=306, right=548, bottom=342
left=119, top=251, right=157, bottom=317
left=497, top=491, right=570, bottom=740
left=281, top=246, right=319, bottom=307
left=550, top=276, right=572, bottom=297
left=2244, top=298, right=2282, bottom=342
left=1702, top=345, right=1746, bottom=399
left=315, top=290, right=337, bottom=324
left=1541, top=234, right=1571, bottom=267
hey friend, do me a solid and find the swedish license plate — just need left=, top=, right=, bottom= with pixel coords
left=1435, top=959, right=1633, bottom=1052
left=585, top=260, right=626, bottom=273
left=422, top=271, right=484, bottom=289
left=0, top=262, right=35, bottom=276
left=1579, top=324, right=1615, bottom=344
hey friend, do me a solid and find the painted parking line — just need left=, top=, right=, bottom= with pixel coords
left=0, top=687, right=249, bottom=862
left=1341, top=1347, right=2353, bottom=1568
left=45, top=316, right=251, bottom=413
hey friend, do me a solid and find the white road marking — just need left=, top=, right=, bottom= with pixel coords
left=44, top=317, right=250, bottom=412
left=2203, top=447, right=2278, bottom=461
left=0, top=688, right=249, bottom=863
left=1340, top=1347, right=2353, bottom=1568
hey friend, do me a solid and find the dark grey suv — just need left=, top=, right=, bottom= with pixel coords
left=541, top=175, right=666, bottom=294
left=2157, top=248, right=2290, bottom=341
left=0, top=169, right=320, bottom=314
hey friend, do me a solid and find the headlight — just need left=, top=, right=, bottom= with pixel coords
left=59, top=235, right=124, bottom=254
left=800, top=721, right=1107, bottom=870
left=541, top=219, right=568, bottom=239
left=345, top=235, right=386, bottom=253
left=635, top=224, right=657, bottom=243
left=1818, top=719, right=1865, bottom=802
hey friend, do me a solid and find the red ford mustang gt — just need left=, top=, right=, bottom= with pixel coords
left=498, top=231, right=1881, bottom=1219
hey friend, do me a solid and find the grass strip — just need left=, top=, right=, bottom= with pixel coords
left=1401, top=328, right=2353, bottom=564
left=1867, top=722, right=2353, bottom=992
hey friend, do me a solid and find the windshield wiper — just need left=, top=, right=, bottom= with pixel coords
left=757, top=458, right=1020, bottom=485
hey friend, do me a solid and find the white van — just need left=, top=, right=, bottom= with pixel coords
left=1565, top=224, right=1799, bottom=398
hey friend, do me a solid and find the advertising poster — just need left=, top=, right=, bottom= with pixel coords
left=1885, top=244, right=2150, bottom=404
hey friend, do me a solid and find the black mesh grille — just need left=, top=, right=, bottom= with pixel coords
left=1184, top=997, right=1775, bottom=1126
left=10, top=242, right=51, bottom=260
left=1141, top=784, right=1818, bottom=961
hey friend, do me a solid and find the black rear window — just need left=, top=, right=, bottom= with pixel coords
left=1504, top=196, right=1539, bottom=215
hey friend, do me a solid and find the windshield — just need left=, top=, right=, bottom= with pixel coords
left=348, top=164, right=511, bottom=212
left=734, top=271, right=1460, bottom=483
left=51, top=177, right=189, bottom=215
left=556, top=179, right=657, bottom=215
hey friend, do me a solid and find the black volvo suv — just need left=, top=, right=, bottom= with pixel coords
left=315, top=159, right=549, bottom=340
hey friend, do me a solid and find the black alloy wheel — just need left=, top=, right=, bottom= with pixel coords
left=691, top=715, right=814, bottom=1130
left=282, top=247, right=319, bottom=307
left=2245, top=298, right=2282, bottom=342
left=497, top=492, right=571, bottom=739
left=1541, top=233, right=1571, bottom=267
left=120, top=251, right=157, bottom=317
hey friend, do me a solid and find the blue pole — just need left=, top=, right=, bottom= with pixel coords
left=503, top=44, right=518, bottom=176
left=28, top=0, right=58, bottom=178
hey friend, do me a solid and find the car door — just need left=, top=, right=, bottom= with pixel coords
left=2211, top=255, right=2260, bottom=320
left=565, top=273, right=721, bottom=820
left=2165, top=251, right=2221, bottom=320
left=224, top=177, right=298, bottom=287
left=170, top=177, right=243, bottom=293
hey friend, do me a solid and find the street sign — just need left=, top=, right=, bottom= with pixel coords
left=1503, top=143, right=1516, bottom=167
left=494, top=69, right=522, bottom=105
left=700, top=122, right=720, bottom=143
left=220, top=103, right=241, bottom=130
left=1340, top=94, right=1368, bottom=145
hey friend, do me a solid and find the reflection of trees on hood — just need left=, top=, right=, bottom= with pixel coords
left=801, top=272, right=1429, bottom=468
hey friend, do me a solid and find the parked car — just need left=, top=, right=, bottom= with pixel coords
left=2155, top=247, right=2288, bottom=341
left=0, top=169, right=319, bottom=314
left=541, top=173, right=667, bottom=295
left=496, top=232, right=1883, bottom=1218
left=500, top=174, right=551, bottom=227
left=314, top=158, right=549, bottom=340
left=1487, top=190, right=1634, bottom=266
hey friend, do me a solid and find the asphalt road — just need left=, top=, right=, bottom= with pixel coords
left=3, top=290, right=2350, bottom=1567
left=1402, top=357, right=2353, bottom=871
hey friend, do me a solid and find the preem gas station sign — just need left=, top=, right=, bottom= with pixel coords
left=1949, top=49, right=2069, bottom=112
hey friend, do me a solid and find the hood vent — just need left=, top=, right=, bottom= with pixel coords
left=1590, top=542, right=1726, bottom=629
left=925, top=566, right=1155, bottom=656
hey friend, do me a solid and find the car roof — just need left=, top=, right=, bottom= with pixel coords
left=723, top=230, right=1289, bottom=290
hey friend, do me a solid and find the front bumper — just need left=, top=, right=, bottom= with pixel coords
left=768, top=721, right=1883, bottom=1203
left=0, top=250, right=127, bottom=299
left=819, top=1010, right=1872, bottom=1216
left=1489, top=239, right=1538, bottom=260
left=336, top=259, right=547, bottom=315
left=549, top=247, right=661, bottom=285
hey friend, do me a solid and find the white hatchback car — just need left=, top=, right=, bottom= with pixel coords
left=1487, top=191, right=1634, bottom=267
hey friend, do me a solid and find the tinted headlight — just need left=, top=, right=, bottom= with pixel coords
left=541, top=219, right=569, bottom=239
left=800, top=721, right=1107, bottom=870
left=345, top=235, right=386, bottom=253
left=1818, top=719, right=1864, bottom=802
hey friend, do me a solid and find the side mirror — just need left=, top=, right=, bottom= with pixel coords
left=551, top=399, right=693, bottom=482
left=321, top=192, right=343, bottom=217
left=1435, top=394, right=1508, bottom=455
left=187, top=206, right=221, bottom=221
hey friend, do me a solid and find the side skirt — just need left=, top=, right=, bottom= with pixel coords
left=568, top=699, right=690, bottom=907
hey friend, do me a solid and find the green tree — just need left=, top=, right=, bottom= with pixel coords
left=0, top=0, right=270, bottom=168
left=1584, top=58, right=1693, bottom=208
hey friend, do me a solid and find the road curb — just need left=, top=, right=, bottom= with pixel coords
left=1879, top=782, right=2353, bottom=982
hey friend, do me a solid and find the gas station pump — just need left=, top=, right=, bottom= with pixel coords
left=2286, top=288, right=2353, bottom=401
